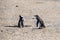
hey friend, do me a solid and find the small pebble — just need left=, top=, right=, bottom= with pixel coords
left=1, top=30, right=3, bottom=32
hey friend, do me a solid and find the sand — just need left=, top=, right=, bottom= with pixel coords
left=0, top=0, right=60, bottom=40
left=0, top=26, right=60, bottom=40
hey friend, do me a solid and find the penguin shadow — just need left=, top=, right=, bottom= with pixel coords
left=5, top=25, right=19, bottom=28
left=24, top=25, right=32, bottom=27
left=32, top=28, right=42, bottom=30
left=5, top=25, right=32, bottom=28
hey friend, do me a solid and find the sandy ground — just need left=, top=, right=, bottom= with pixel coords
left=0, top=26, right=60, bottom=40
left=0, top=0, right=60, bottom=40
